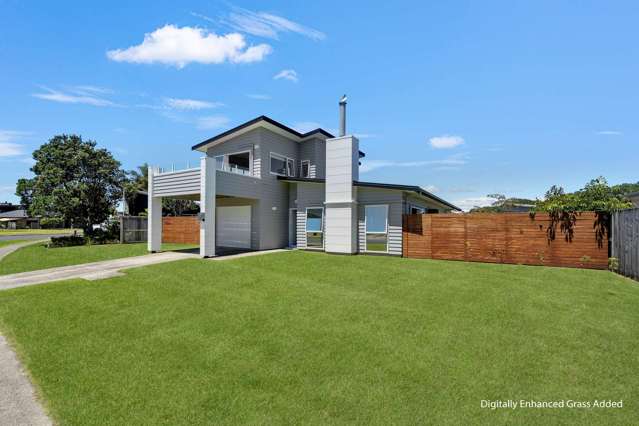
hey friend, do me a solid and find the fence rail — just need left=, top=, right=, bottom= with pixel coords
left=612, top=208, right=639, bottom=280
left=403, top=212, right=608, bottom=269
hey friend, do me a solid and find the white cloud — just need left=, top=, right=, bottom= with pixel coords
left=71, top=85, right=113, bottom=95
left=211, top=7, right=325, bottom=41
left=246, top=94, right=271, bottom=100
left=0, top=142, right=24, bottom=157
left=452, top=196, right=497, bottom=212
left=360, top=153, right=469, bottom=173
left=165, top=98, right=223, bottom=110
left=0, top=130, right=31, bottom=144
left=274, top=69, right=298, bottom=82
left=197, top=115, right=230, bottom=130
left=32, top=86, right=117, bottom=107
left=0, top=130, right=31, bottom=157
left=428, top=135, right=464, bottom=149
left=423, top=185, right=439, bottom=193
left=354, top=133, right=378, bottom=139
left=107, top=25, right=272, bottom=68
left=596, top=130, right=623, bottom=136
left=294, top=121, right=321, bottom=133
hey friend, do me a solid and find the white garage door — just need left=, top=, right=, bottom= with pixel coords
left=216, top=206, right=251, bottom=248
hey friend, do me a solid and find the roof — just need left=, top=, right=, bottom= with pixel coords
left=277, top=177, right=461, bottom=211
left=0, top=209, right=28, bottom=218
left=192, top=115, right=365, bottom=158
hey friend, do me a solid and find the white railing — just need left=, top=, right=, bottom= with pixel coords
left=156, top=162, right=200, bottom=175
left=216, top=164, right=253, bottom=176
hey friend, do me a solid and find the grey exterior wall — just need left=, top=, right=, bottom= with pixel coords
left=295, top=182, right=326, bottom=249
left=299, top=138, right=326, bottom=178
left=357, top=187, right=403, bottom=256
left=206, top=127, right=307, bottom=250
left=404, top=194, right=449, bottom=213
left=293, top=183, right=403, bottom=256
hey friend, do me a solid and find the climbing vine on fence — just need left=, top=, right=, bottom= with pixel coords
left=530, top=178, right=632, bottom=248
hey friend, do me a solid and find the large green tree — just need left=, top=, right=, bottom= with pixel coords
left=17, top=135, right=124, bottom=235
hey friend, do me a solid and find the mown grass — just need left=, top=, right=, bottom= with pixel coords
left=0, top=242, right=197, bottom=275
left=0, top=252, right=637, bottom=425
left=0, top=239, right=27, bottom=248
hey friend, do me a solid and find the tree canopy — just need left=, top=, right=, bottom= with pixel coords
left=470, top=194, right=536, bottom=213
left=16, top=135, right=124, bottom=235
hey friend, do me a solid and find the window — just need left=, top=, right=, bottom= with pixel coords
left=215, top=151, right=252, bottom=176
left=306, top=207, right=324, bottom=248
left=270, top=153, right=295, bottom=177
left=287, top=158, right=295, bottom=177
left=365, top=205, right=388, bottom=252
left=300, top=160, right=310, bottom=178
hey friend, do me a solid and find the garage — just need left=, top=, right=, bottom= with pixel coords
left=216, top=206, right=251, bottom=248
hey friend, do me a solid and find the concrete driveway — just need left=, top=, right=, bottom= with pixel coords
left=0, top=251, right=198, bottom=291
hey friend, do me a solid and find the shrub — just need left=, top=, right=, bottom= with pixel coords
left=608, top=257, right=619, bottom=272
left=48, top=235, right=86, bottom=248
left=40, top=217, right=65, bottom=229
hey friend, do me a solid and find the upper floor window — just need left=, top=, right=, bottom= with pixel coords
left=270, top=153, right=295, bottom=177
left=300, top=160, right=310, bottom=178
left=215, top=151, right=252, bottom=176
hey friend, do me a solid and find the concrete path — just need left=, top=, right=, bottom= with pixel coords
left=0, top=335, right=52, bottom=426
left=0, top=240, right=47, bottom=262
left=0, top=251, right=197, bottom=291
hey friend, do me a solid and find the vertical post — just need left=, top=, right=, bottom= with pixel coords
left=147, top=166, right=162, bottom=252
left=200, top=156, right=216, bottom=257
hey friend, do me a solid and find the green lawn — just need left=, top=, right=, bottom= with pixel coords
left=0, top=239, right=27, bottom=248
left=0, top=252, right=637, bottom=425
left=0, top=242, right=197, bottom=275
left=0, top=228, right=79, bottom=236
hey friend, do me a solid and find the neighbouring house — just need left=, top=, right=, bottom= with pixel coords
left=627, top=191, right=639, bottom=208
left=0, top=202, right=20, bottom=213
left=147, top=98, right=460, bottom=257
left=0, top=209, right=40, bottom=229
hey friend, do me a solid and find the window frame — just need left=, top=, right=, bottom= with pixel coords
left=408, top=204, right=425, bottom=215
left=300, top=160, right=310, bottom=178
left=364, top=204, right=389, bottom=253
left=305, top=206, right=324, bottom=250
left=215, top=150, right=253, bottom=176
left=269, top=152, right=296, bottom=177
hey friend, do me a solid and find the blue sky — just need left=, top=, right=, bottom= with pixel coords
left=1, top=1, right=637, bottom=210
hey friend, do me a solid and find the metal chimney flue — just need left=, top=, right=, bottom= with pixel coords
left=339, top=94, right=347, bottom=136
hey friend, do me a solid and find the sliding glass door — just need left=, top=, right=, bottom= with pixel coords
left=305, top=207, right=324, bottom=248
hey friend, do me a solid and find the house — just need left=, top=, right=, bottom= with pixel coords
left=0, top=209, right=40, bottom=229
left=627, top=191, right=639, bottom=208
left=147, top=98, right=460, bottom=257
left=0, top=202, right=21, bottom=213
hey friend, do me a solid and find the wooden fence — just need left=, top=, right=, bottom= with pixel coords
left=402, top=212, right=608, bottom=269
left=162, top=216, right=199, bottom=244
left=611, top=208, right=639, bottom=280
